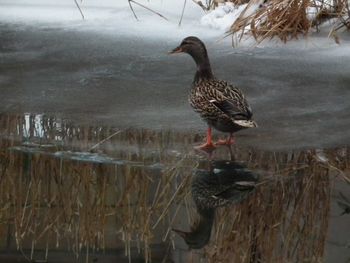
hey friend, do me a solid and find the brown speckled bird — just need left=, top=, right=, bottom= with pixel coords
left=170, top=36, right=257, bottom=151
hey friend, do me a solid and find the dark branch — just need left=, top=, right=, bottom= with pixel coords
left=129, top=0, right=169, bottom=21
left=179, top=0, right=187, bottom=26
left=74, top=0, right=85, bottom=20
left=128, top=0, right=139, bottom=21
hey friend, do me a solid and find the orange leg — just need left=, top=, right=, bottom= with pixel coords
left=195, top=127, right=216, bottom=152
left=215, top=133, right=235, bottom=146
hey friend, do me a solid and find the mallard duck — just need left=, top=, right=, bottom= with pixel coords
left=170, top=36, right=257, bottom=151
left=172, top=160, right=258, bottom=249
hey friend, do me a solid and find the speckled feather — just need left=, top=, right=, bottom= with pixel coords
left=189, top=79, right=254, bottom=133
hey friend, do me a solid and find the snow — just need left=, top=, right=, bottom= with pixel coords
left=306, top=0, right=335, bottom=21
left=307, top=6, right=319, bottom=21
left=0, top=0, right=349, bottom=47
left=200, top=1, right=263, bottom=31
left=0, top=0, right=222, bottom=40
left=201, top=2, right=243, bottom=31
left=0, top=0, right=268, bottom=42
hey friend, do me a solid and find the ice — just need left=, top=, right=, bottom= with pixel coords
left=0, top=1, right=350, bottom=151
left=54, top=151, right=125, bottom=164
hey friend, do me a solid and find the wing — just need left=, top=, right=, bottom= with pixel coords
left=204, top=80, right=253, bottom=120
left=213, top=181, right=255, bottom=199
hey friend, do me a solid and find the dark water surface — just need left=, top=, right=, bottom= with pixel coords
left=0, top=113, right=349, bottom=263
left=1, top=22, right=350, bottom=262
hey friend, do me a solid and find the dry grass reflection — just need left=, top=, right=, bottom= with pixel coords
left=0, top=113, right=348, bottom=262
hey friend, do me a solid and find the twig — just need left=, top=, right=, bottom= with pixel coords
left=19, top=247, right=31, bottom=263
left=179, top=0, right=187, bottom=26
left=162, top=194, right=187, bottom=241
left=20, top=181, right=32, bottom=229
left=152, top=172, right=190, bottom=229
left=89, top=129, right=123, bottom=152
left=74, top=0, right=85, bottom=20
left=192, top=0, right=208, bottom=12
left=128, top=0, right=139, bottom=20
left=129, top=0, right=169, bottom=21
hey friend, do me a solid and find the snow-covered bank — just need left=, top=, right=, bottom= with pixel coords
left=200, top=1, right=263, bottom=31
left=0, top=0, right=349, bottom=49
left=0, top=0, right=222, bottom=40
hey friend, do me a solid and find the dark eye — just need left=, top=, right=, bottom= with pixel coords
left=181, top=41, right=189, bottom=46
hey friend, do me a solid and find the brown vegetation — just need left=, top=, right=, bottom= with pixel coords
left=0, top=113, right=349, bottom=262
left=194, top=0, right=350, bottom=43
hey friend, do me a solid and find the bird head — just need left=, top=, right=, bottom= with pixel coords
left=172, top=228, right=200, bottom=249
left=169, top=36, right=208, bottom=59
left=172, top=225, right=212, bottom=249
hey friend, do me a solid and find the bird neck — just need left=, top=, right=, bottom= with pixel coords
left=194, top=65, right=214, bottom=84
left=191, top=52, right=214, bottom=84
left=183, top=208, right=215, bottom=248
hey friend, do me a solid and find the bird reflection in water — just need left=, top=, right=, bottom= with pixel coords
left=173, top=160, right=259, bottom=249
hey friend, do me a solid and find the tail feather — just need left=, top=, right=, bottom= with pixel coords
left=234, top=120, right=258, bottom=128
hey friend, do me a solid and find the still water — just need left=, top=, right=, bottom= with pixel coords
left=0, top=113, right=349, bottom=262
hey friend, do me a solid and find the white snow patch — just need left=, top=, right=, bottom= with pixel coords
left=307, top=6, right=318, bottom=21
left=200, top=1, right=262, bottom=31
left=306, top=0, right=336, bottom=21
left=0, top=0, right=222, bottom=40
left=0, top=0, right=264, bottom=41
left=0, top=0, right=349, bottom=47
left=201, top=2, right=244, bottom=31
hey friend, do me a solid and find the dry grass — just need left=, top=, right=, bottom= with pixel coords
left=205, top=152, right=331, bottom=262
left=0, top=113, right=349, bottom=262
left=0, top=114, right=197, bottom=262
left=195, top=0, right=350, bottom=43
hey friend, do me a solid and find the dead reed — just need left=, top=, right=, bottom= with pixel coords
left=195, top=0, right=350, bottom=43
left=204, top=151, right=331, bottom=262
left=0, top=114, right=198, bottom=262
left=0, top=113, right=348, bottom=262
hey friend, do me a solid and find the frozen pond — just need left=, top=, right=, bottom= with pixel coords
left=1, top=1, right=350, bottom=262
left=1, top=21, right=350, bottom=151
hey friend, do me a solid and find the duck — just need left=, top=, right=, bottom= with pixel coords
left=169, top=36, right=257, bottom=151
left=172, top=160, right=258, bottom=249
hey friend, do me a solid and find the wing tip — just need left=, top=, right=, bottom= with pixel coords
left=234, top=120, right=258, bottom=128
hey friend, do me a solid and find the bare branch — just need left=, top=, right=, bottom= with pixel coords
left=192, top=0, right=208, bottom=11
left=128, top=0, right=139, bottom=21
left=129, top=0, right=169, bottom=21
left=74, top=0, right=85, bottom=20
left=179, top=0, right=187, bottom=26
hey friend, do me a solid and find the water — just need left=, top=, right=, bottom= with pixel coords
left=1, top=21, right=350, bottom=262
left=0, top=113, right=349, bottom=262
